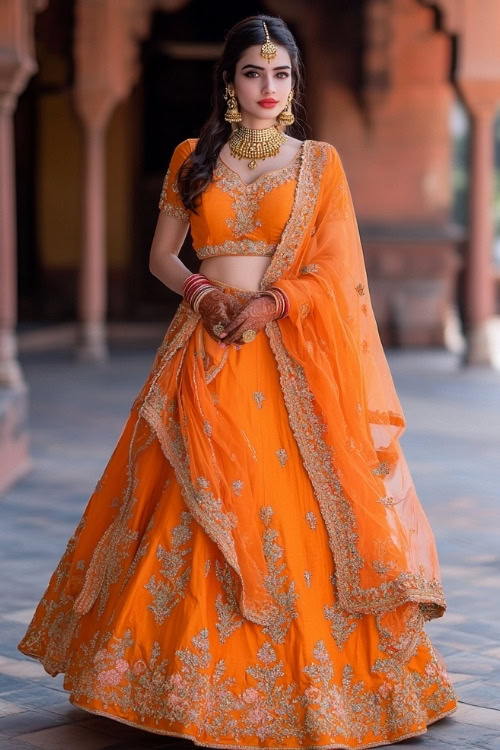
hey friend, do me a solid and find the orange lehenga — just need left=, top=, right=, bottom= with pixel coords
left=18, top=137, right=458, bottom=748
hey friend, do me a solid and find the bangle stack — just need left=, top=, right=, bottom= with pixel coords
left=181, top=273, right=217, bottom=312
left=260, top=287, right=290, bottom=319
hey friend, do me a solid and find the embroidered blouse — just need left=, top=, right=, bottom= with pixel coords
left=158, top=138, right=303, bottom=261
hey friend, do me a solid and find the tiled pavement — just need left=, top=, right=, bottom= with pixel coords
left=0, top=345, right=499, bottom=750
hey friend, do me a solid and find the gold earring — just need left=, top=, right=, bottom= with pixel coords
left=224, top=84, right=242, bottom=123
left=278, top=89, right=295, bottom=126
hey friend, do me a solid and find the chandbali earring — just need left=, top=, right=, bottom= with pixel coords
left=224, top=84, right=242, bottom=123
left=278, top=89, right=295, bottom=126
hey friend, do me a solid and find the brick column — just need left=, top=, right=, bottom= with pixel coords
left=0, top=0, right=47, bottom=387
left=0, top=0, right=47, bottom=494
left=463, top=102, right=497, bottom=364
left=425, top=0, right=500, bottom=366
left=73, top=0, right=189, bottom=361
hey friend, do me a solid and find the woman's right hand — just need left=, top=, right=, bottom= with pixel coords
left=197, top=288, right=242, bottom=343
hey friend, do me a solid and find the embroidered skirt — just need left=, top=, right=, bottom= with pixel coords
left=17, top=279, right=458, bottom=749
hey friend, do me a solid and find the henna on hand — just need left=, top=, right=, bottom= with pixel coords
left=220, top=295, right=278, bottom=346
left=197, top=289, right=242, bottom=343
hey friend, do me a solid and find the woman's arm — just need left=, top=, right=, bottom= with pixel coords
left=148, top=211, right=192, bottom=296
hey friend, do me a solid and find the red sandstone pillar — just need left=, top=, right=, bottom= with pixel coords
left=0, top=97, right=23, bottom=387
left=78, top=125, right=107, bottom=360
left=464, top=108, right=496, bottom=364
left=0, top=0, right=47, bottom=387
left=425, top=0, right=500, bottom=366
left=73, top=0, right=167, bottom=361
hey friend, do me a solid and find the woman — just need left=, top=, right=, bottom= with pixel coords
left=18, top=14, right=458, bottom=749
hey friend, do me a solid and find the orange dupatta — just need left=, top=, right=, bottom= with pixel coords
left=74, top=141, right=445, bottom=648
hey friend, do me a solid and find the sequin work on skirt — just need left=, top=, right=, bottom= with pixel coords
left=18, top=280, right=458, bottom=749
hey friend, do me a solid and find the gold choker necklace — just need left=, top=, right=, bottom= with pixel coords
left=227, top=124, right=287, bottom=169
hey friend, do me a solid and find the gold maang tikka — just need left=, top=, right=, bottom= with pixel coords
left=260, top=21, right=277, bottom=62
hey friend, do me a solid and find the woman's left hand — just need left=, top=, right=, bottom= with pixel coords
left=220, top=295, right=278, bottom=345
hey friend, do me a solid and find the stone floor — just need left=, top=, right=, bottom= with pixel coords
left=0, top=344, right=499, bottom=750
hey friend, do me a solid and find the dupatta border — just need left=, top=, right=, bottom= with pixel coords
left=263, top=142, right=446, bottom=620
left=259, top=139, right=323, bottom=290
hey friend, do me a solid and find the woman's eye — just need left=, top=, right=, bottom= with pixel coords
left=276, top=72, right=289, bottom=78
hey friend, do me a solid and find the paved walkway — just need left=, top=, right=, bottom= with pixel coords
left=1, top=345, right=499, bottom=749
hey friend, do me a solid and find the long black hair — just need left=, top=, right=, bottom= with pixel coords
left=177, top=14, right=307, bottom=214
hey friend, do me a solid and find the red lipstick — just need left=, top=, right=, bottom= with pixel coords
left=258, top=98, right=279, bottom=108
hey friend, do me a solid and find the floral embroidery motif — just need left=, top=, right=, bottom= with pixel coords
left=355, top=283, right=365, bottom=296
left=377, top=495, right=397, bottom=507
left=299, top=303, right=310, bottom=319
left=259, top=506, right=299, bottom=644
left=214, top=155, right=302, bottom=239
left=59, top=624, right=457, bottom=745
left=204, top=559, right=211, bottom=577
left=361, top=303, right=368, bottom=315
left=275, top=448, right=288, bottom=467
left=231, top=479, right=244, bottom=496
left=372, top=461, right=390, bottom=476
left=304, top=570, right=312, bottom=588
left=144, top=511, right=193, bottom=625
left=158, top=170, right=190, bottom=222
left=305, top=511, right=317, bottom=530
left=323, top=599, right=362, bottom=649
left=214, top=559, right=244, bottom=644
left=253, top=391, right=265, bottom=409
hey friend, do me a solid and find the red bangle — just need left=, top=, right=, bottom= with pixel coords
left=269, top=287, right=290, bottom=319
left=182, top=273, right=215, bottom=307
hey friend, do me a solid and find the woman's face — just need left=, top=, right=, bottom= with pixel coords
left=230, top=44, right=293, bottom=127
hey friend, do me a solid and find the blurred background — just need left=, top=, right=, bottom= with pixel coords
left=1, top=0, right=500, bottom=492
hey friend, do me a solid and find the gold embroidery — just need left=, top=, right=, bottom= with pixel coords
left=275, top=448, right=288, bottom=467
left=231, top=479, right=244, bottom=496
left=61, top=625, right=457, bottom=744
left=304, top=570, right=312, bottom=588
left=197, top=239, right=276, bottom=260
left=372, top=460, right=390, bottom=476
left=299, top=303, right=310, bottom=319
left=253, top=391, right=265, bottom=409
left=158, top=171, right=190, bottom=222
left=377, top=495, right=397, bottom=506
left=265, top=321, right=446, bottom=619
left=214, top=559, right=244, bottom=643
left=355, top=283, right=365, bottom=296
left=204, top=559, right=211, bottom=577
left=305, top=511, right=317, bottom=530
left=144, top=511, right=193, bottom=625
left=259, top=506, right=299, bottom=644
left=260, top=142, right=327, bottom=289
left=323, top=600, right=361, bottom=649
left=300, top=263, right=319, bottom=275
left=214, top=155, right=302, bottom=239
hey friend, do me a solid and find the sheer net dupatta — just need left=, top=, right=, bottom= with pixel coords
left=266, top=142, right=446, bottom=623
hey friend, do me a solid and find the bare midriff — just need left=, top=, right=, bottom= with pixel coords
left=199, top=255, right=272, bottom=292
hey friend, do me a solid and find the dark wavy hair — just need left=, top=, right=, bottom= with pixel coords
left=177, top=14, right=306, bottom=214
